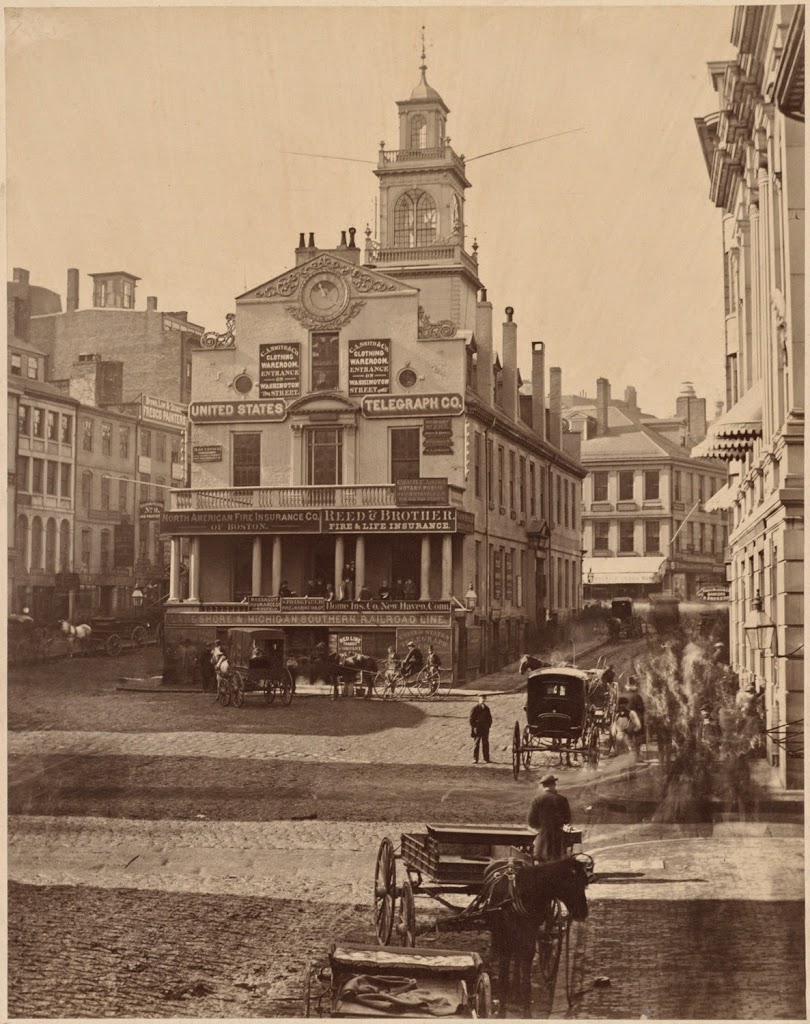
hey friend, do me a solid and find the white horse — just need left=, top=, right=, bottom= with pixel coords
left=58, top=619, right=92, bottom=657
left=211, top=641, right=230, bottom=698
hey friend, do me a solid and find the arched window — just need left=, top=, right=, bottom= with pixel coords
left=17, top=515, right=28, bottom=565
left=60, top=520, right=71, bottom=572
left=45, top=518, right=57, bottom=573
left=393, top=190, right=437, bottom=248
left=410, top=114, right=427, bottom=150
left=31, top=517, right=43, bottom=570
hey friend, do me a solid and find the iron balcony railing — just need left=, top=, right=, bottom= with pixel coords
left=171, top=484, right=466, bottom=512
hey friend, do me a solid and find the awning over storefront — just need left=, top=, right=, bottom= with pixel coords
left=703, top=482, right=737, bottom=512
left=584, top=556, right=667, bottom=586
left=692, top=383, right=762, bottom=461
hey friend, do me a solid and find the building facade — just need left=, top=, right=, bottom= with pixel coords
left=161, top=60, right=585, bottom=682
left=695, top=4, right=804, bottom=788
left=564, top=379, right=729, bottom=600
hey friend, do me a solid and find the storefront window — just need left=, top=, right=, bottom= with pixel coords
left=306, top=428, right=343, bottom=485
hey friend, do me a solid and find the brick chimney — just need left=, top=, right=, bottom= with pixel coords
left=531, top=341, right=546, bottom=441
left=475, top=289, right=494, bottom=404
left=146, top=296, right=158, bottom=312
left=501, top=307, right=518, bottom=420
left=12, top=268, right=29, bottom=286
left=596, top=377, right=610, bottom=437
left=66, top=269, right=80, bottom=312
left=548, top=367, right=563, bottom=449
left=624, top=385, right=637, bottom=411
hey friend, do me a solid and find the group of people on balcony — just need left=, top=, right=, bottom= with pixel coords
left=278, top=567, right=421, bottom=603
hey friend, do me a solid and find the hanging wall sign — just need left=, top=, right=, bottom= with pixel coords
left=422, top=416, right=454, bottom=454
left=188, top=400, right=287, bottom=423
left=192, top=444, right=223, bottom=463
left=348, top=339, right=390, bottom=395
left=361, top=393, right=464, bottom=418
left=259, top=343, right=300, bottom=398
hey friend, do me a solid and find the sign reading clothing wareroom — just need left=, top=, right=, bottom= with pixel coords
left=361, top=393, right=464, bottom=417
left=348, top=339, right=390, bottom=394
left=259, top=343, right=300, bottom=398
left=188, top=400, right=287, bottom=423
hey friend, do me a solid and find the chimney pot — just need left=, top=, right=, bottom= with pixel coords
left=348, top=227, right=357, bottom=248
left=339, top=230, right=348, bottom=248
left=146, top=296, right=158, bottom=312
left=13, top=267, right=29, bottom=286
left=308, top=232, right=316, bottom=248
left=66, top=268, right=80, bottom=312
left=505, top=306, right=514, bottom=322
left=480, top=288, right=487, bottom=302
left=596, top=377, right=611, bottom=437
left=298, top=232, right=306, bottom=248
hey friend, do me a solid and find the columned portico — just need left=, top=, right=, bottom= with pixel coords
left=355, top=535, right=366, bottom=592
left=272, top=536, right=282, bottom=595
left=251, top=536, right=262, bottom=597
left=420, top=536, right=431, bottom=600
left=334, top=536, right=345, bottom=597
left=441, top=535, right=453, bottom=599
left=169, top=536, right=182, bottom=603
left=187, top=537, right=201, bottom=603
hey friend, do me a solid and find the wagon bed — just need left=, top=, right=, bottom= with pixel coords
left=401, top=824, right=536, bottom=887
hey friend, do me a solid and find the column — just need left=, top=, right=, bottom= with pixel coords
left=355, top=535, right=366, bottom=593
left=251, top=536, right=263, bottom=597
left=24, top=516, right=32, bottom=574
left=441, top=535, right=453, bottom=599
left=168, top=536, right=182, bottom=603
left=334, top=536, right=345, bottom=595
left=271, top=536, right=282, bottom=596
left=420, top=536, right=431, bottom=600
left=187, top=536, right=200, bottom=603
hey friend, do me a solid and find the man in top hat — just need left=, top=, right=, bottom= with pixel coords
left=527, top=774, right=571, bottom=862
left=469, top=693, right=493, bottom=763
left=401, top=639, right=423, bottom=680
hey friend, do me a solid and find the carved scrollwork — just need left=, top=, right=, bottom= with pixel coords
left=255, top=273, right=301, bottom=299
left=418, top=305, right=456, bottom=340
left=200, top=313, right=236, bottom=349
left=348, top=268, right=396, bottom=293
left=285, top=300, right=366, bottom=330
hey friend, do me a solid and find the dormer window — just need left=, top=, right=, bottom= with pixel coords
left=410, top=114, right=428, bottom=150
left=394, top=190, right=437, bottom=248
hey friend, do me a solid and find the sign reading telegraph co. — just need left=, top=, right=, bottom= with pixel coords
left=361, top=393, right=464, bottom=418
left=188, top=400, right=287, bottom=423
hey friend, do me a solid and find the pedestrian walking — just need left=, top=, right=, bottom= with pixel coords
left=469, top=694, right=492, bottom=763
left=527, top=774, right=571, bottom=862
left=610, top=697, right=641, bottom=756
left=626, top=676, right=646, bottom=758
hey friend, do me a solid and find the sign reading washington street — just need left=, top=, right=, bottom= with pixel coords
left=160, top=507, right=472, bottom=534
left=361, top=393, right=464, bottom=417
left=259, top=342, right=300, bottom=398
left=348, top=339, right=390, bottom=394
left=188, top=400, right=287, bottom=423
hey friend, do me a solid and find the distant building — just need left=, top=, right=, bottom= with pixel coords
left=695, top=4, right=804, bottom=789
left=561, top=379, right=728, bottom=600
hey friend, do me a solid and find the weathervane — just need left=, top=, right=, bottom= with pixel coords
left=420, top=25, right=427, bottom=72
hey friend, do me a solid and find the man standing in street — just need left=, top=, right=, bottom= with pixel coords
left=469, top=694, right=492, bottom=764
left=527, top=774, right=571, bottom=862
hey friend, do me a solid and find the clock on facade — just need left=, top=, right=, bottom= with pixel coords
left=301, top=273, right=349, bottom=319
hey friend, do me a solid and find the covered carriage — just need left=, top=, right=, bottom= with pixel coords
left=220, top=627, right=294, bottom=708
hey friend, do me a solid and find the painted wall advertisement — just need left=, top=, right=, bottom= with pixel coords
left=259, top=342, right=300, bottom=398
left=140, top=394, right=187, bottom=429
left=396, top=626, right=452, bottom=666
left=348, top=339, right=390, bottom=394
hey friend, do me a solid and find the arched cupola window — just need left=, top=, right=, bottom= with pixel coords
left=393, top=190, right=437, bottom=248
left=410, top=114, right=428, bottom=150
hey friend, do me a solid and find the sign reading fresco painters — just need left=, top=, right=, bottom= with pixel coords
left=140, top=394, right=187, bottom=429
left=259, top=343, right=300, bottom=398
left=361, top=393, right=464, bottom=418
left=160, top=507, right=473, bottom=535
left=348, top=339, right=390, bottom=395
left=188, top=400, right=287, bottom=423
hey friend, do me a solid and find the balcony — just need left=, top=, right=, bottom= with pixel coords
left=377, top=145, right=467, bottom=178
left=171, top=483, right=466, bottom=512
left=370, top=244, right=479, bottom=278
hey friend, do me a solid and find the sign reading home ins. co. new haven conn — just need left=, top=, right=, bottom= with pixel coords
left=160, top=507, right=474, bottom=534
left=188, top=400, right=287, bottom=423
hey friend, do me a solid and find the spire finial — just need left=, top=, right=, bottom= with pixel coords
left=420, top=25, right=427, bottom=74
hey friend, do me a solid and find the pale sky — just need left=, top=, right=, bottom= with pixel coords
left=6, top=4, right=735, bottom=419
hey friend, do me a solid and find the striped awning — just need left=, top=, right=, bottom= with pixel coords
left=692, top=384, right=762, bottom=461
left=703, top=482, right=737, bottom=512
left=584, top=556, right=667, bottom=586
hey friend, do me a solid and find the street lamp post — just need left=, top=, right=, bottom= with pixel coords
left=465, top=582, right=478, bottom=613
left=743, top=592, right=776, bottom=655
left=132, top=584, right=145, bottom=608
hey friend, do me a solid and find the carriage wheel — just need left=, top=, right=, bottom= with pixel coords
left=217, top=676, right=231, bottom=707
left=303, top=961, right=314, bottom=1017
left=475, top=972, right=493, bottom=1018
left=395, top=880, right=416, bottom=946
left=435, top=672, right=453, bottom=701
left=512, top=721, right=522, bottom=780
left=280, top=669, right=294, bottom=707
left=105, top=633, right=123, bottom=657
left=373, top=837, right=397, bottom=944
left=263, top=678, right=277, bottom=704
left=537, top=898, right=567, bottom=987
left=131, top=625, right=148, bottom=647
left=371, top=670, right=388, bottom=700
left=231, top=671, right=245, bottom=708
left=587, top=727, right=600, bottom=768
left=521, top=725, right=533, bottom=768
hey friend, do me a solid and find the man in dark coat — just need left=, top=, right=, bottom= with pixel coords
left=469, top=694, right=492, bottom=764
left=527, top=774, right=571, bottom=862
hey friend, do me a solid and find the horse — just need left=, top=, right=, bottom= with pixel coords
left=338, top=654, right=378, bottom=698
left=58, top=619, right=92, bottom=657
left=483, top=854, right=592, bottom=1018
left=519, top=654, right=552, bottom=675
left=210, top=641, right=230, bottom=699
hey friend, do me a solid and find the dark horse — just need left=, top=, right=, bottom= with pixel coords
left=519, top=654, right=552, bottom=675
left=484, top=855, right=592, bottom=1018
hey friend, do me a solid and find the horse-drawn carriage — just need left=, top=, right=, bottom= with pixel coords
left=214, top=627, right=295, bottom=708
left=8, top=613, right=51, bottom=664
left=512, top=668, right=602, bottom=779
left=607, top=598, right=645, bottom=641
left=370, top=822, right=593, bottom=1016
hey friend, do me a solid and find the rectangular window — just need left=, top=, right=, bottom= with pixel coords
left=674, top=471, right=682, bottom=502
left=10, top=353, right=22, bottom=376
left=593, top=471, right=608, bottom=502
left=474, top=432, right=482, bottom=498
left=698, top=476, right=705, bottom=503
left=155, top=432, right=166, bottom=462
left=311, top=332, right=339, bottom=391
left=101, top=475, right=111, bottom=510
left=486, top=439, right=494, bottom=505
left=699, top=523, right=705, bottom=553
left=140, top=429, right=151, bottom=457
left=390, top=427, right=420, bottom=481
left=619, top=520, right=635, bottom=554
left=27, top=356, right=38, bottom=379
left=529, top=462, right=536, bottom=517
left=170, top=435, right=181, bottom=463
left=519, top=456, right=526, bottom=515
left=118, top=478, right=128, bottom=512
left=46, top=461, right=58, bottom=496
left=82, top=418, right=93, bottom=451
left=101, top=422, right=112, bottom=455
left=32, top=458, right=44, bottom=494
left=61, top=414, right=73, bottom=445
left=497, top=446, right=505, bottom=508
left=556, top=474, right=562, bottom=525
left=81, top=529, right=91, bottom=570
left=563, top=478, right=570, bottom=527
left=306, top=428, right=342, bottom=485
left=549, top=472, right=555, bottom=525
left=100, top=531, right=111, bottom=572
left=119, top=426, right=130, bottom=459
left=645, top=520, right=660, bottom=554
left=19, top=405, right=30, bottom=435
left=81, top=471, right=93, bottom=508
left=618, top=471, right=634, bottom=501
left=46, top=411, right=59, bottom=441
left=33, top=408, right=45, bottom=439
left=60, top=463, right=71, bottom=498
left=644, top=470, right=660, bottom=501
left=508, top=451, right=515, bottom=511
left=17, top=455, right=29, bottom=491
